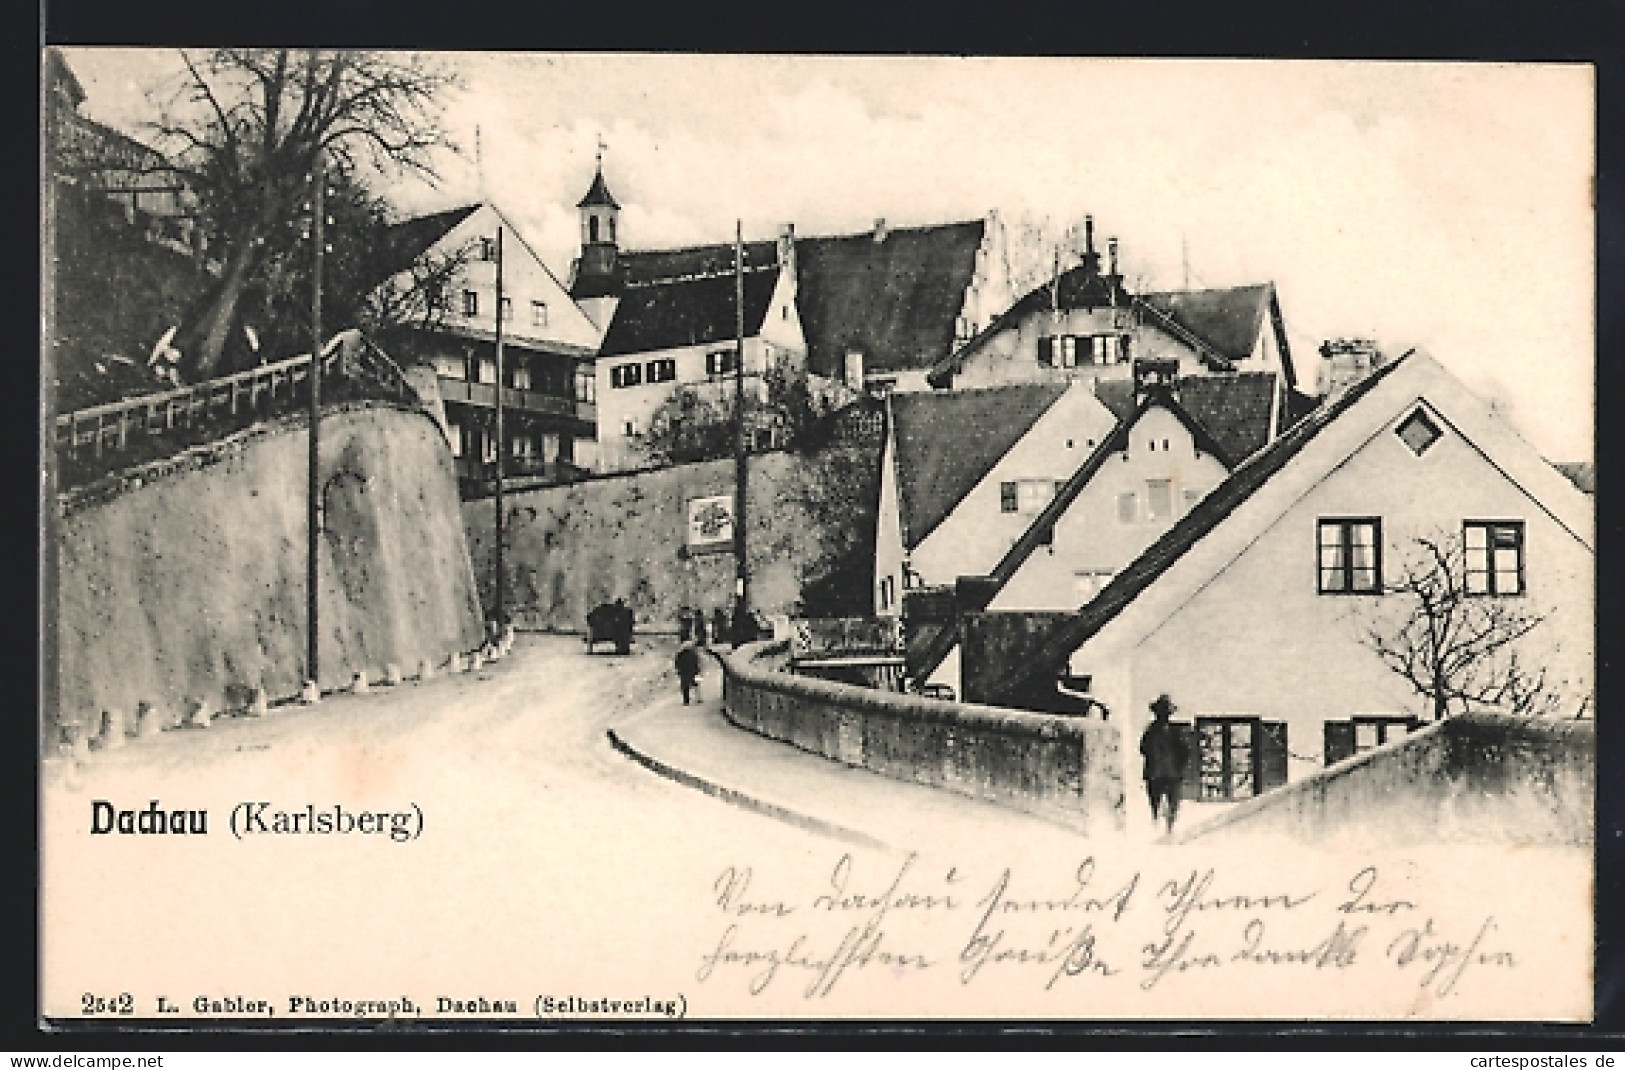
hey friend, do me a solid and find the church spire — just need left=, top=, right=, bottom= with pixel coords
left=574, top=143, right=622, bottom=301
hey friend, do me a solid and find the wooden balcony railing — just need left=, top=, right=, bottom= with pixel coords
left=436, top=377, right=596, bottom=424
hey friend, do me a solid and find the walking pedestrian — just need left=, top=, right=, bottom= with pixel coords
left=693, top=609, right=708, bottom=647
left=1139, top=694, right=1191, bottom=835
left=675, top=643, right=702, bottom=705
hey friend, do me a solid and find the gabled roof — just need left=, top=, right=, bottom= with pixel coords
left=891, top=383, right=1068, bottom=550
left=576, top=167, right=621, bottom=210
left=908, top=385, right=1237, bottom=683
left=983, top=354, right=1413, bottom=703
left=597, top=267, right=780, bottom=357
left=570, top=240, right=780, bottom=300
left=1095, top=372, right=1284, bottom=464
left=1139, top=284, right=1273, bottom=363
left=927, top=279, right=1284, bottom=388
left=375, top=204, right=481, bottom=286
left=795, top=220, right=988, bottom=378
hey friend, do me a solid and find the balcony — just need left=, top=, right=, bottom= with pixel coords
left=454, top=455, right=590, bottom=495
left=437, top=377, right=595, bottom=424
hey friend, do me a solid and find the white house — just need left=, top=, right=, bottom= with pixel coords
left=568, top=162, right=1019, bottom=468
left=894, top=363, right=1290, bottom=694
left=974, top=351, right=1594, bottom=803
left=926, top=224, right=1304, bottom=400
left=376, top=202, right=603, bottom=493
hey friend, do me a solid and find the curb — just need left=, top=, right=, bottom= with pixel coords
left=604, top=727, right=892, bottom=853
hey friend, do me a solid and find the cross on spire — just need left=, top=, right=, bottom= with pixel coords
left=596, top=134, right=607, bottom=169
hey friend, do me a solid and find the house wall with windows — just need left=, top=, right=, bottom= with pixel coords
left=991, top=405, right=1232, bottom=612
left=593, top=335, right=793, bottom=472
left=901, top=383, right=1119, bottom=595
left=592, top=254, right=805, bottom=473
left=1069, top=363, right=1593, bottom=791
left=937, top=281, right=1295, bottom=394
left=379, top=203, right=603, bottom=496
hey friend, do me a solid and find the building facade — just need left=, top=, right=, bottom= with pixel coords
left=973, top=352, right=1594, bottom=800
left=927, top=226, right=1302, bottom=400
left=377, top=203, right=603, bottom=497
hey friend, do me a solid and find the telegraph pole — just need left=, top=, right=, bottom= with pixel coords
left=306, top=153, right=325, bottom=692
left=493, top=225, right=506, bottom=633
left=732, top=220, right=749, bottom=644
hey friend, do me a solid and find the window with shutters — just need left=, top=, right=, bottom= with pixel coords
left=1196, top=717, right=1259, bottom=801
left=1464, top=521, right=1525, bottom=595
left=706, top=349, right=738, bottom=377
left=575, top=365, right=596, bottom=403
left=646, top=358, right=677, bottom=384
left=510, top=361, right=531, bottom=391
left=1001, top=479, right=1055, bottom=516
left=530, top=301, right=548, bottom=327
left=1059, top=336, right=1079, bottom=368
left=1318, top=518, right=1382, bottom=593
left=1037, top=336, right=1055, bottom=367
left=610, top=363, right=643, bottom=389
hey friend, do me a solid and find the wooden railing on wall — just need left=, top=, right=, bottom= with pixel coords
left=54, top=331, right=421, bottom=492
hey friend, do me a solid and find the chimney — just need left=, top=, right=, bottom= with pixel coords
left=1084, top=215, right=1095, bottom=256
left=1133, top=358, right=1181, bottom=404
left=844, top=349, right=865, bottom=390
left=1108, top=237, right=1119, bottom=278
left=873, top=218, right=888, bottom=243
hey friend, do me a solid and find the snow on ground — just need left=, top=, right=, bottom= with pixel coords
left=41, top=636, right=1592, bottom=1022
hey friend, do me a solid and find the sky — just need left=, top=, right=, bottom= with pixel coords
left=62, top=50, right=1594, bottom=461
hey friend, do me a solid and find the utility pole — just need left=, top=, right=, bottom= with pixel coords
left=493, top=224, right=506, bottom=634
left=306, top=153, right=325, bottom=693
left=732, top=220, right=749, bottom=645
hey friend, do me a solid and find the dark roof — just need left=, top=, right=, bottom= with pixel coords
left=47, top=51, right=86, bottom=107
left=1095, top=372, right=1282, bottom=464
left=570, top=240, right=779, bottom=300
left=1551, top=461, right=1594, bottom=495
left=908, top=386, right=1237, bottom=683
left=597, top=268, right=780, bottom=356
left=795, top=220, right=987, bottom=377
left=890, top=383, right=1067, bottom=550
left=1138, top=284, right=1272, bottom=362
left=622, top=240, right=779, bottom=286
left=576, top=167, right=620, bottom=210
left=928, top=278, right=1278, bottom=388
left=984, top=354, right=1412, bottom=703
left=375, top=204, right=480, bottom=286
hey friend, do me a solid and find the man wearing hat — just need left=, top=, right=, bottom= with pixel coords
left=1140, top=694, right=1191, bottom=834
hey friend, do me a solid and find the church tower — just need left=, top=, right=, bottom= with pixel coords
left=571, top=149, right=622, bottom=334
left=574, top=155, right=621, bottom=297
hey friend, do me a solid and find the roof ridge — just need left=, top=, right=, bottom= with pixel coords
left=982, top=353, right=1411, bottom=702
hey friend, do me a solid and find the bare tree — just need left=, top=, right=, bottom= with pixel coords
left=1358, top=532, right=1561, bottom=721
left=150, top=49, right=456, bottom=380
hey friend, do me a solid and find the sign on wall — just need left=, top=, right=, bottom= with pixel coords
left=686, top=494, right=735, bottom=552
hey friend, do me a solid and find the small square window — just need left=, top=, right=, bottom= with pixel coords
left=1000, top=481, right=1018, bottom=513
left=531, top=301, right=548, bottom=327
left=1116, top=492, right=1137, bottom=524
left=461, top=290, right=479, bottom=317
left=1396, top=408, right=1442, bottom=456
